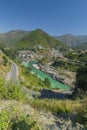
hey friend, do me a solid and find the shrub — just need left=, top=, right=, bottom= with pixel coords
left=0, top=106, right=41, bottom=130
left=44, top=78, right=51, bottom=86
left=0, top=109, right=10, bottom=130
left=0, top=78, right=28, bottom=101
left=77, top=105, right=87, bottom=127
left=2, top=55, right=8, bottom=66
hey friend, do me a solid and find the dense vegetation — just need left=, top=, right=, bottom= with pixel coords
left=73, top=65, right=87, bottom=99
left=76, top=66, right=87, bottom=92
left=52, top=58, right=78, bottom=72
left=2, top=55, right=8, bottom=66
left=0, top=78, right=27, bottom=101
left=51, top=49, right=87, bottom=72
left=0, top=106, right=41, bottom=130
left=2, top=48, right=17, bottom=60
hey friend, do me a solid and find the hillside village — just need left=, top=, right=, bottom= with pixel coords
left=17, top=47, right=63, bottom=62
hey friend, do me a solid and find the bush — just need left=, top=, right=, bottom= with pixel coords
left=76, top=67, right=87, bottom=92
left=0, top=78, right=27, bottom=101
left=2, top=55, right=8, bottom=66
left=77, top=104, right=87, bottom=127
left=0, top=78, right=8, bottom=99
left=44, top=78, right=51, bottom=86
left=0, top=106, right=41, bottom=130
left=0, top=109, right=10, bottom=130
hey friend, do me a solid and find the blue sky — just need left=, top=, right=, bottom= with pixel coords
left=0, top=0, right=87, bottom=35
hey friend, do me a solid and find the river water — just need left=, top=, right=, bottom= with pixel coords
left=22, top=61, right=70, bottom=91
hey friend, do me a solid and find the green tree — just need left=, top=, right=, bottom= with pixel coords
left=74, top=66, right=87, bottom=97
left=2, top=55, right=8, bottom=66
left=76, top=67, right=87, bottom=91
left=44, top=78, right=51, bottom=86
left=0, top=78, right=7, bottom=99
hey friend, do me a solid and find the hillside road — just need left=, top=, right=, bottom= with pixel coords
left=7, top=61, right=19, bottom=82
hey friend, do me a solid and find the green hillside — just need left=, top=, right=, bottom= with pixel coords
left=0, top=30, right=30, bottom=47
left=15, top=29, right=63, bottom=49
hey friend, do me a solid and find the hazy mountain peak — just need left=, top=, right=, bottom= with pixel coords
left=54, top=34, right=79, bottom=47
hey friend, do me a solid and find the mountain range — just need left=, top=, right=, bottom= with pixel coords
left=0, top=29, right=87, bottom=49
left=54, top=34, right=87, bottom=48
left=0, top=29, right=62, bottom=49
left=15, top=29, right=63, bottom=49
left=0, top=30, right=30, bottom=47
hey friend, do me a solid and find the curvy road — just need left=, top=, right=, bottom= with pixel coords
left=7, top=61, right=19, bottom=82
left=7, top=61, right=40, bottom=98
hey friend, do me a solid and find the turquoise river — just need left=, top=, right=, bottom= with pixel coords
left=22, top=61, right=71, bottom=91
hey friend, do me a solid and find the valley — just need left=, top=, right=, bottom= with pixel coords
left=0, top=29, right=87, bottom=130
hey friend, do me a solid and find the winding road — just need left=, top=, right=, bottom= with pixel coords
left=7, top=61, right=19, bottom=82
left=7, top=61, right=40, bottom=97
